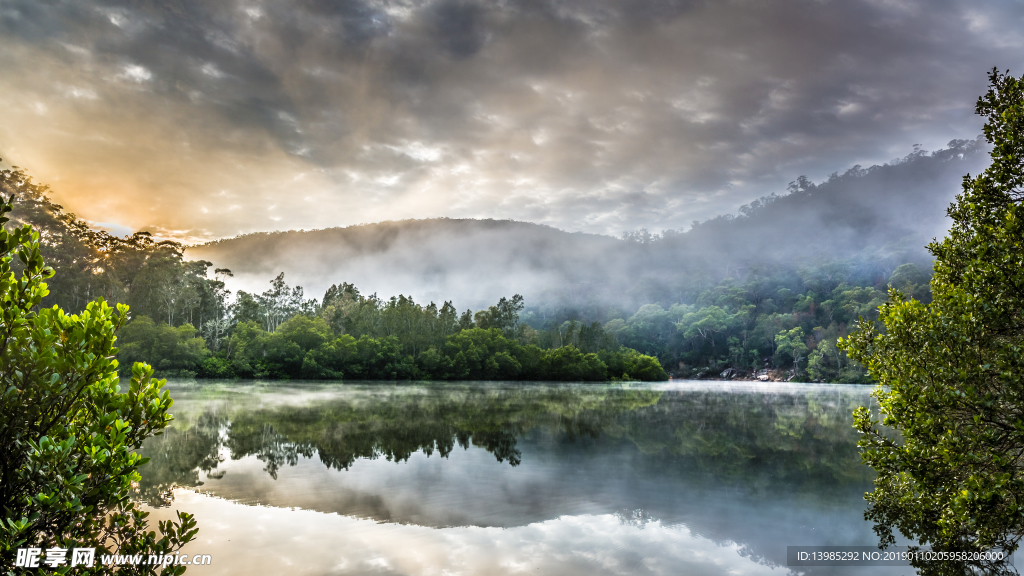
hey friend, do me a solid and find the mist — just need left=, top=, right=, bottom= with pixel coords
left=187, top=138, right=991, bottom=312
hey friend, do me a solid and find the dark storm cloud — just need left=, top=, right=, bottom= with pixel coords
left=430, top=1, right=486, bottom=58
left=0, top=0, right=1021, bottom=240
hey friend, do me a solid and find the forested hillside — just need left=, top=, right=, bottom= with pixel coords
left=0, top=165, right=665, bottom=381
left=0, top=137, right=986, bottom=382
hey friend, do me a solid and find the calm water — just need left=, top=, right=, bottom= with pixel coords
left=137, top=380, right=907, bottom=576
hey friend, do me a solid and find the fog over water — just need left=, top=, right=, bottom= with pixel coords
left=139, top=380, right=900, bottom=576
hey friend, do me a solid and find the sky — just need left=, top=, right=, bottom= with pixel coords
left=1, top=0, right=1023, bottom=243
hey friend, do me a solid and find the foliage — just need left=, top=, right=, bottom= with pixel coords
left=116, top=256, right=892, bottom=382
left=471, top=295, right=525, bottom=339
left=117, top=317, right=211, bottom=378
left=842, top=69, right=1024, bottom=575
left=773, top=327, right=808, bottom=372
left=193, top=322, right=666, bottom=381
left=606, top=273, right=887, bottom=381
left=0, top=196, right=196, bottom=574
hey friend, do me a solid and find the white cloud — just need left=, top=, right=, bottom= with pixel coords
left=119, top=64, right=152, bottom=83
left=148, top=489, right=791, bottom=576
left=201, top=62, right=224, bottom=78
left=65, top=86, right=98, bottom=100
left=385, top=141, right=445, bottom=162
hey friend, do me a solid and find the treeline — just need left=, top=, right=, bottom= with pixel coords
left=117, top=295, right=667, bottom=381
left=116, top=253, right=925, bottom=383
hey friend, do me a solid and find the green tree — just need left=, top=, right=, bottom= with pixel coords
left=774, top=327, right=808, bottom=374
left=542, top=345, right=607, bottom=381
left=842, top=69, right=1024, bottom=574
left=616, top=350, right=669, bottom=381
left=117, top=317, right=211, bottom=378
left=0, top=196, right=196, bottom=573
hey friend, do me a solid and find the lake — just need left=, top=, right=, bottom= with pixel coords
left=137, top=380, right=903, bottom=576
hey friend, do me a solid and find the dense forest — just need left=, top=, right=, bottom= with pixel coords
left=2, top=154, right=946, bottom=383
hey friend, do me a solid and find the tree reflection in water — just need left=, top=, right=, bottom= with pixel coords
left=136, top=383, right=873, bottom=504
left=133, top=383, right=1012, bottom=576
left=132, top=411, right=226, bottom=506
left=139, top=385, right=665, bottom=492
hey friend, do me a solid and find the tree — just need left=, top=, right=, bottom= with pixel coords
left=841, top=69, right=1024, bottom=574
left=774, top=327, right=808, bottom=374
left=0, top=195, right=196, bottom=574
left=493, top=294, right=525, bottom=338
left=203, top=268, right=233, bottom=351
left=258, top=272, right=291, bottom=332
left=0, top=167, right=99, bottom=314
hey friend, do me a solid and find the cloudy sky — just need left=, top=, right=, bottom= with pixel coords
left=1, top=0, right=1022, bottom=242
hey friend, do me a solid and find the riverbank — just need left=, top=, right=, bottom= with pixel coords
left=671, top=367, right=860, bottom=383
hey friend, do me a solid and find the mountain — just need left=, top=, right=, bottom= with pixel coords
left=187, top=218, right=633, bottom=311
left=187, top=138, right=991, bottom=311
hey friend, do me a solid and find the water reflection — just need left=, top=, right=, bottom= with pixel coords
left=134, top=411, right=225, bottom=507
left=137, top=384, right=668, bottom=496
left=136, top=381, right=887, bottom=575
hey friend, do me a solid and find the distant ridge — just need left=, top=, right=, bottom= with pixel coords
left=188, top=218, right=629, bottom=310
left=187, top=138, right=990, bottom=310
left=193, top=217, right=594, bottom=247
